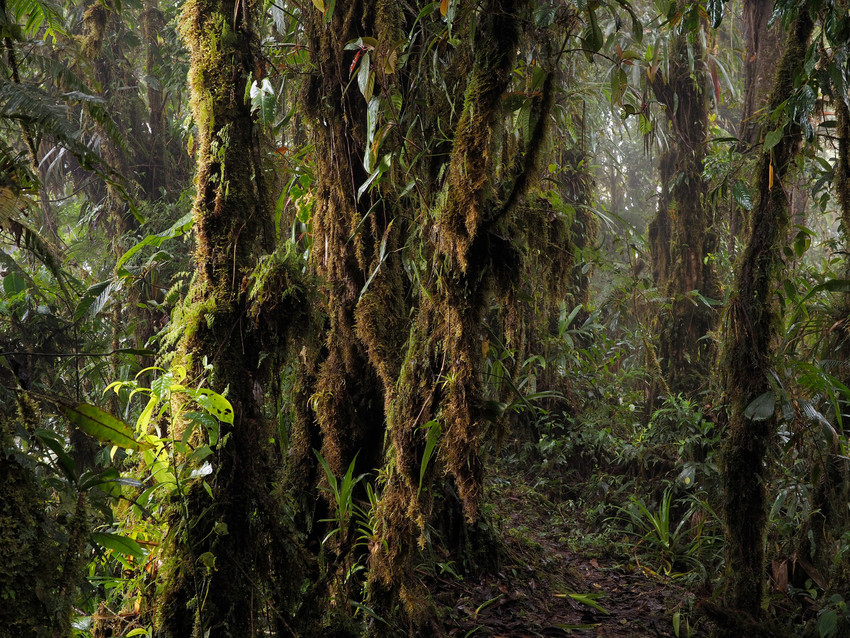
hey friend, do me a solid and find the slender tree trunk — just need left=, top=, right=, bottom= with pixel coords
left=738, top=0, right=784, bottom=150
left=649, top=20, right=719, bottom=396
left=719, top=11, right=813, bottom=620
left=292, top=2, right=409, bottom=625
left=732, top=0, right=784, bottom=244
left=648, top=151, right=673, bottom=288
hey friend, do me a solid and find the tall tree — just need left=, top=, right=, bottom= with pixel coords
left=154, top=0, right=305, bottom=634
left=719, top=8, right=813, bottom=621
left=648, top=6, right=719, bottom=396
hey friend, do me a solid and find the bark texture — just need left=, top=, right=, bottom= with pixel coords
left=649, top=20, right=719, bottom=396
left=367, top=0, right=559, bottom=626
left=719, top=11, right=813, bottom=620
left=156, top=0, right=304, bottom=634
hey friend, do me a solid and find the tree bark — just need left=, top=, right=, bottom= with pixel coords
left=719, top=10, right=813, bottom=620
left=649, top=19, right=719, bottom=396
left=732, top=0, right=784, bottom=244
left=155, top=0, right=304, bottom=634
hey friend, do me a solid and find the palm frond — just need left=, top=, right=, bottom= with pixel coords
left=6, top=0, right=68, bottom=40
left=0, top=78, right=100, bottom=170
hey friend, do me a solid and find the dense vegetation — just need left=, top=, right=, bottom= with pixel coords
left=2, top=0, right=850, bottom=635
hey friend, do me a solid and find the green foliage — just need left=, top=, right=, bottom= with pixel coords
left=611, top=486, right=720, bottom=580
left=315, top=450, right=366, bottom=545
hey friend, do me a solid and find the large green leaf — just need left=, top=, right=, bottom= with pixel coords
left=73, top=279, right=117, bottom=321
left=763, top=128, right=783, bottom=151
left=2, top=271, right=27, bottom=296
left=115, top=212, right=193, bottom=275
left=61, top=402, right=151, bottom=450
left=744, top=391, right=775, bottom=421
left=91, top=532, right=145, bottom=559
left=191, top=389, right=235, bottom=424
left=34, top=428, right=77, bottom=482
left=250, top=78, right=276, bottom=126
left=732, top=180, right=753, bottom=210
left=581, top=8, right=603, bottom=55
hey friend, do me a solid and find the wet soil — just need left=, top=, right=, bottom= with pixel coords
left=435, top=475, right=699, bottom=637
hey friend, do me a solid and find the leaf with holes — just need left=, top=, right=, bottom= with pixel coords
left=191, top=389, right=234, bottom=424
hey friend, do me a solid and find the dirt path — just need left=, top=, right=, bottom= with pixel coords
left=436, top=477, right=697, bottom=637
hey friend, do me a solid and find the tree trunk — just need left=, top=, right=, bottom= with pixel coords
left=368, top=0, right=556, bottom=626
left=649, top=20, right=719, bottom=396
left=155, top=0, right=304, bottom=634
left=719, top=11, right=813, bottom=620
left=732, top=0, right=784, bottom=244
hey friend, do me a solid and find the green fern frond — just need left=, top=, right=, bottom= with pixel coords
left=0, top=79, right=100, bottom=169
left=6, top=0, right=68, bottom=40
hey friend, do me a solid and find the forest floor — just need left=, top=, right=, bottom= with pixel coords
left=434, top=464, right=702, bottom=637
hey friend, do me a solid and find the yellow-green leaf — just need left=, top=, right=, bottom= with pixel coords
left=193, top=389, right=235, bottom=424
left=62, top=402, right=151, bottom=450
left=92, top=532, right=145, bottom=559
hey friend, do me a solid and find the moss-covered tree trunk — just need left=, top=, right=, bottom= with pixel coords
left=297, top=0, right=403, bottom=490
left=719, top=11, right=813, bottom=620
left=648, top=19, right=719, bottom=396
left=367, top=0, right=557, bottom=627
left=289, top=2, right=409, bottom=626
left=155, top=0, right=302, bottom=635
left=731, top=0, right=784, bottom=245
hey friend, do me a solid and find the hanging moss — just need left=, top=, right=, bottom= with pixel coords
left=296, top=0, right=400, bottom=491
left=80, top=3, right=108, bottom=60
left=368, top=3, right=567, bottom=628
left=718, top=10, right=814, bottom=622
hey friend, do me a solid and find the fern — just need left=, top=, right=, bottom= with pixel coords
left=6, top=0, right=67, bottom=40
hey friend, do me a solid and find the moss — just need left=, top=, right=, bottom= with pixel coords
left=367, top=3, right=548, bottom=628
left=719, top=10, right=814, bottom=618
left=648, top=24, right=718, bottom=396
left=0, top=415, right=54, bottom=636
left=153, top=0, right=308, bottom=635
left=0, top=398, right=87, bottom=637
left=80, top=3, right=109, bottom=60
